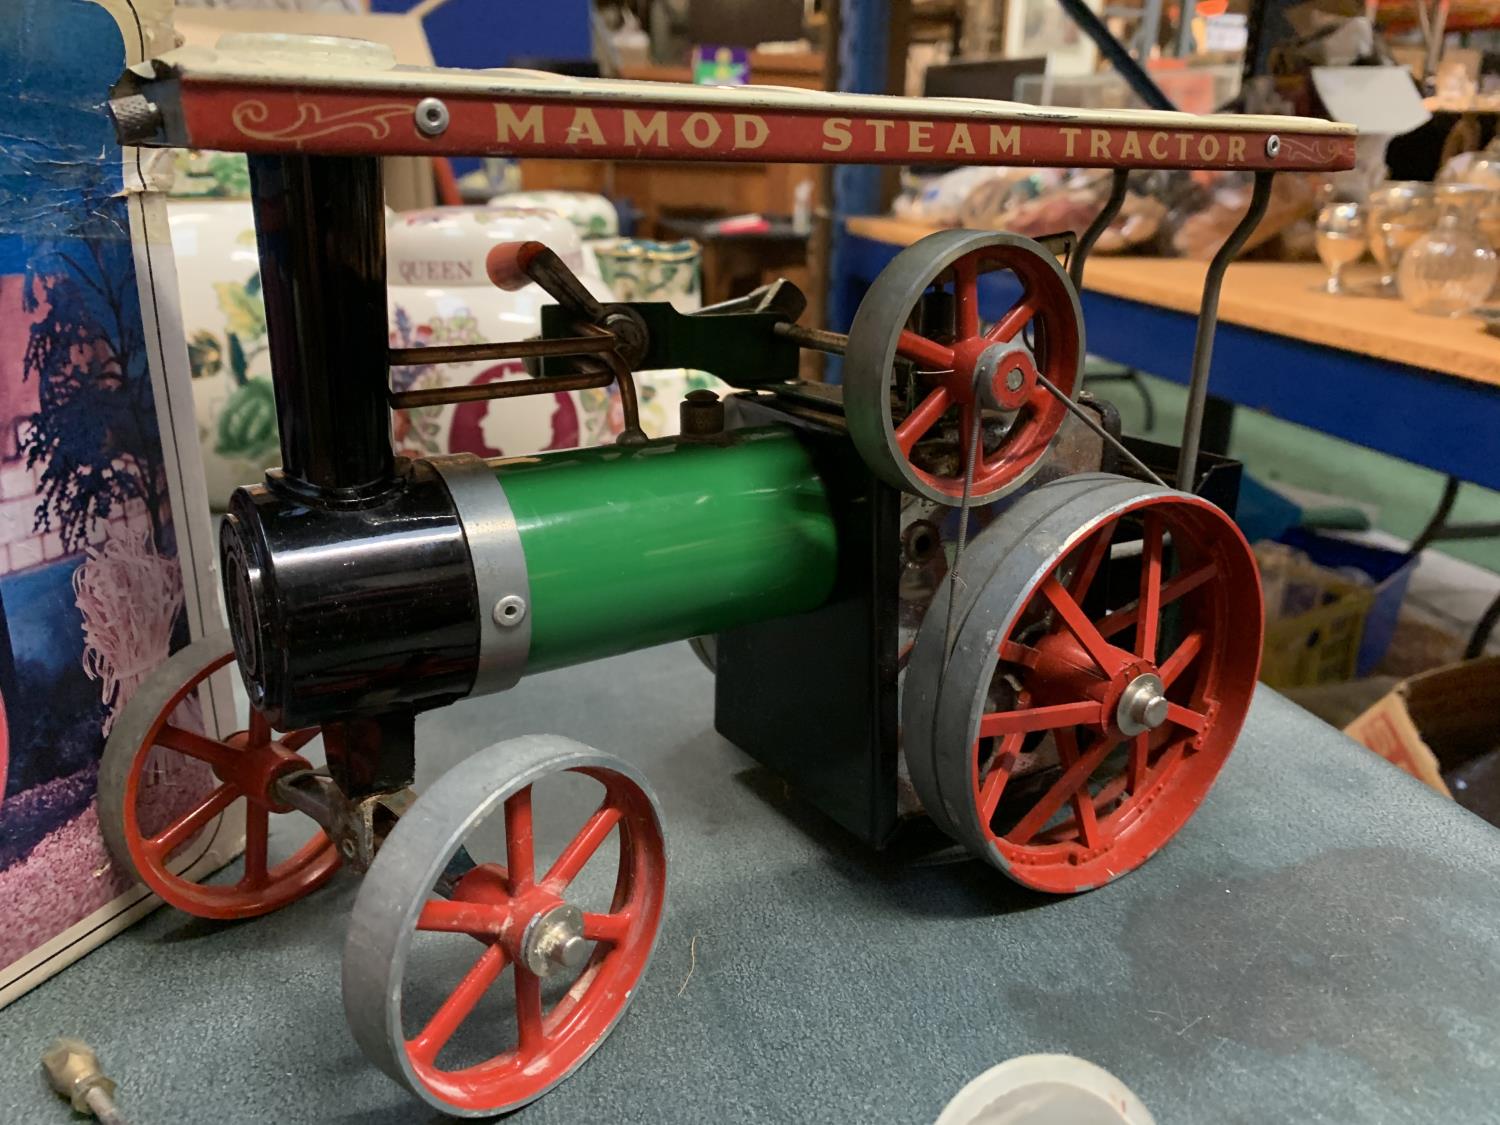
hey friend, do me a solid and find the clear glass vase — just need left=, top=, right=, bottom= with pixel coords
left=1366, top=181, right=1435, bottom=296
left=1397, top=207, right=1498, bottom=317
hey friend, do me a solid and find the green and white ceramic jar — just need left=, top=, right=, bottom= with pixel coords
left=166, top=194, right=281, bottom=509
left=489, top=190, right=619, bottom=240
left=590, top=238, right=702, bottom=312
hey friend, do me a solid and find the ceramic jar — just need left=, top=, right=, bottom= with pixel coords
left=166, top=196, right=281, bottom=508
left=489, top=191, right=619, bottom=240
left=591, top=238, right=703, bottom=312
left=580, top=238, right=720, bottom=433
left=386, top=207, right=723, bottom=458
left=169, top=196, right=723, bottom=507
left=172, top=149, right=252, bottom=199
left=386, top=205, right=618, bottom=461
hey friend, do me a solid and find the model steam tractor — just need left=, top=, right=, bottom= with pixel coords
left=101, top=36, right=1354, bottom=1117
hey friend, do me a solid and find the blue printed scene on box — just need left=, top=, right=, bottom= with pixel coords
left=0, top=0, right=201, bottom=975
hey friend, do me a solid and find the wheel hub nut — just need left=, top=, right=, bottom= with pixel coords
left=974, top=340, right=1034, bottom=411
left=521, top=902, right=589, bottom=977
left=1117, top=673, right=1169, bottom=736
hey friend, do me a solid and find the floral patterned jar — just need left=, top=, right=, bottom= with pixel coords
left=166, top=195, right=280, bottom=508
left=582, top=239, right=720, bottom=417
left=169, top=190, right=718, bottom=507
left=386, top=205, right=615, bottom=461
left=591, top=238, right=702, bottom=312
left=488, top=190, right=619, bottom=240
left=387, top=207, right=722, bottom=458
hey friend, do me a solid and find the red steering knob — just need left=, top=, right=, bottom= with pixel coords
left=485, top=240, right=546, bottom=291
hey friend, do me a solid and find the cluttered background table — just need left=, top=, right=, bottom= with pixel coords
left=839, top=216, right=1500, bottom=493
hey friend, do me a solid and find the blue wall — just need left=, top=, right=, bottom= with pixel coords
left=369, top=0, right=591, bottom=67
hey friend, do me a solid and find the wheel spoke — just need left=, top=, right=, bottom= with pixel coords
left=1066, top=521, right=1116, bottom=601
left=1164, top=703, right=1207, bottom=733
left=407, top=943, right=508, bottom=1066
left=1128, top=732, right=1151, bottom=792
left=247, top=707, right=271, bottom=749
left=998, top=640, right=1040, bottom=668
left=515, top=965, right=545, bottom=1056
left=894, top=386, right=951, bottom=454
left=583, top=909, right=633, bottom=946
left=1040, top=577, right=1125, bottom=673
left=1158, top=631, right=1205, bottom=687
left=979, top=699, right=1102, bottom=737
left=417, top=898, right=512, bottom=937
left=1089, top=770, right=1131, bottom=813
left=977, top=770, right=1007, bottom=822
left=1146, top=737, right=1187, bottom=788
left=977, top=734, right=1022, bottom=821
left=147, top=784, right=238, bottom=856
left=240, top=803, right=269, bottom=889
left=1137, top=516, right=1163, bottom=662
left=154, top=725, right=239, bottom=773
left=1006, top=734, right=1115, bottom=847
left=542, top=802, right=623, bottom=890
left=505, top=788, right=535, bottom=892
left=1097, top=561, right=1218, bottom=640
left=952, top=256, right=980, bottom=339
left=984, top=296, right=1035, bottom=343
left=1056, top=729, right=1104, bottom=849
left=280, top=727, right=320, bottom=752
left=895, top=330, right=955, bottom=371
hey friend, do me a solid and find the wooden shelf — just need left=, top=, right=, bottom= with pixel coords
left=845, top=216, right=1500, bottom=389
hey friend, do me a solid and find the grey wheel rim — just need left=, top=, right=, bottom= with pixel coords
left=906, top=474, right=1260, bottom=888
left=342, top=733, right=667, bottom=1117
left=902, top=474, right=1120, bottom=842
left=845, top=229, right=1085, bottom=506
left=929, top=478, right=1166, bottom=858
left=98, top=631, right=237, bottom=884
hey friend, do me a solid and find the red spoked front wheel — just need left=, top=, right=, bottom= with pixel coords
left=845, top=230, right=1084, bottom=505
left=343, top=734, right=667, bottom=1117
left=98, top=633, right=340, bottom=919
left=904, top=476, right=1262, bottom=893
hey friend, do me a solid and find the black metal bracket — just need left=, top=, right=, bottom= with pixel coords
left=539, top=298, right=804, bottom=387
left=1055, top=0, right=1176, bottom=112
left=1070, top=169, right=1131, bottom=290
left=1408, top=474, right=1500, bottom=660
left=1177, top=170, right=1275, bottom=490
left=323, top=710, right=417, bottom=799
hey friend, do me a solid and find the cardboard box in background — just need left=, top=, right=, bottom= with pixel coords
left=1345, top=657, right=1500, bottom=827
left=0, top=0, right=231, bottom=1008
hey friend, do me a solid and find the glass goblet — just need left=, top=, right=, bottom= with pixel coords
left=1315, top=201, right=1368, bottom=295
left=1367, top=181, right=1435, bottom=296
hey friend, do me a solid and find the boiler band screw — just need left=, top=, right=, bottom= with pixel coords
left=493, top=594, right=527, bottom=628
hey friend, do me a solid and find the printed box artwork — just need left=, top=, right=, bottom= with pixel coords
left=0, top=0, right=227, bottom=1006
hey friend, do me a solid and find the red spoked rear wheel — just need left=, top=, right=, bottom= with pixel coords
left=845, top=230, right=1084, bottom=506
left=905, top=476, right=1262, bottom=893
left=343, top=734, right=666, bottom=1118
left=98, top=633, right=340, bottom=919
